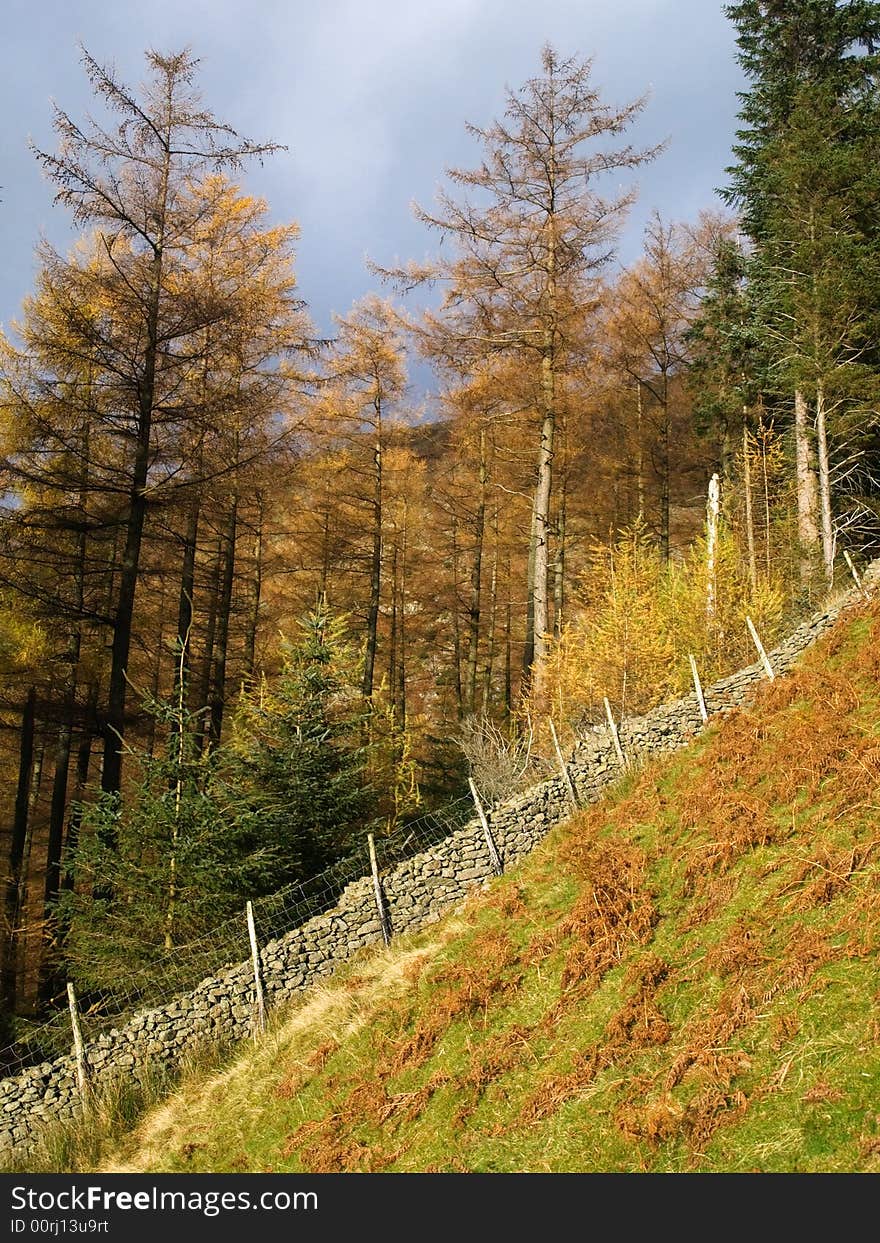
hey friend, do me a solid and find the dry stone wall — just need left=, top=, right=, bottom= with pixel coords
left=1, top=572, right=874, bottom=1155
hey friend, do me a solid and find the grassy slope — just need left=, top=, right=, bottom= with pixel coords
left=107, top=601, right=880, bottom=1174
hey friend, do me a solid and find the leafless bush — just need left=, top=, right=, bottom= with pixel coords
left=455, top=715, right=549, bottom=807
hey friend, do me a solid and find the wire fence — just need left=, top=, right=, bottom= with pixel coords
left=0, top=794, right=475, bottom=1078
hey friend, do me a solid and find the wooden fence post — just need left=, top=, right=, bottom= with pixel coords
left=746, top=615, right=775, bottom=680
left=603, top=697, right=627, bottom=767
left=688, top=654, right=709, bottom=724
left=548, top=719, right=579, bottom=809
left=368, top=833, right=391, bottom=946
left=468, top=777, right=503, bottom=876
left=66, top=982, right=90, bottom=1105
left=843, top=549, right=868, bottom=599
left=706, top=472, right=721, bottom=621
left=246, top=900, right=266, bottom=1040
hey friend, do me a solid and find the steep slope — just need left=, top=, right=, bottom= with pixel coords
left=107, top=599, right=880, bottom=1173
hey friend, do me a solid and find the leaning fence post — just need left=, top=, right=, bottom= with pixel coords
left=746, top=615, right=775, bottom=680
left=843, top=549, right=868, bottom=599
left=603, top=697, right=627, bottom=767
left=246, top=900, right=266, bottom=1040
left=548, top=719, right=579, bottom=809
left=66, top=982, right=90, bottom=1105
left=367, top=833, right=391, bottom=946
left=468, top=777, right=503, bottom=876
left=688, top=654, right=709, bottom=724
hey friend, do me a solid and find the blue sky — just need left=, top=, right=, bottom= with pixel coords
left=0, top=0, right=744, bottom=372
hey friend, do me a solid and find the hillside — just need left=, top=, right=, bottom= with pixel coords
left=91, top=598, right=880, bottom=1174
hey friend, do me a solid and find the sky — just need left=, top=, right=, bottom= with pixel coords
left=0, top=0, right=745, bottom=383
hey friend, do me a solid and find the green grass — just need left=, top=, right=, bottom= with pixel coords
left=23, top=598, right=880, bottom=1174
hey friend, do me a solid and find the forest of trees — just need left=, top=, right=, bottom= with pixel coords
left=1, top=3, right=878, bottom=1038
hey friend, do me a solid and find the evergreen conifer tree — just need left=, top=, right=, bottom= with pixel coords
left=223, top=604, right=373, bottom=891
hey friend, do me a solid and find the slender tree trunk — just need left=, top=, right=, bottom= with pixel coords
left=362, top=403, right=383, bottom=701
left=521, top=504, right=537, bottom=688
left=451, top=513, right=464, bottom=719
left=466, top=426, right=487, bottom=714
left=41, top=626, right=84, bottom=1001
left=102, top=238, right=169, bottom=798
left=760, top=424, right=772, bottom=577
left=20, top=741, right=44, bottom=924
left=207, top=493, right=239, bottom=749
left=145, top=582, right=167, bottom=761
left=553, top=472, right=566, bottom=637
left=62, top=687, right=97, bottom=895
left=742, top=414, right=757, bottom=593
left=2, top=688, right=36, bottom=1011
left=504, top=589, right=513, bottom=723
left=794, top=387, right=821, bottom=582
left=531, top=107, right=559, bottom=699
left=532, top=368, right=556, bottom=692
left=481, top=516, right=499, bottom=717
left=42, top=436, right=88, bottom=977
left=395, top=499, right=407, bottom=732
left=389, top=540, right=399, bottom=713
left=43, top=724, right=74, bottom=921
left=319, top=487, right=332, bottom=602
left=175, top=492, right=200, bottom=703
left=38, top=719, right=75, bottom=1006
left=243, top=496, right=264, bottom=679
left=636, top=379, right=645, bottom=523
left=659, top=367, right=670, bottom=563
left=815, top=382, right=834, bottom=585
left=194, top=534, right=224, bottom=749
left=706, top=473, right=721, bottom=623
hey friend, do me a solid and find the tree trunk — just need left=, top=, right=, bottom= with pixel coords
left=101, top=235, right=168, bottom=800
left=706, top=473, right=721, bottom=623
left=2, top=688, right=36, bottom=1011
left=362, top=411, right=383, bottom=702
left=742, top=415, right=757, bottom=593
left=760, top=423, right=772, bottom=577
left=451, top=513, right=464, bottom=719
left=521, top=504, right=537, bottom=689
left=636, top=379, right=645, bottom=523
left=815, top=382, right=834, bottom=585
left=553, top=472, right=566, bottom=637
left=38, top=718, right=75, bottom=1006
left=175, top=492, right=201, bottom=705
left=395, top=499, right=407, bottom=732
left=389, top=540, right=399, bottom=715
left=659, top=367, right=670, bottom=563
left=466, top=426, right=487, bottom=714
left=794, top=387, right=821, bottom=582
left=504, top=566, right=513, bottom=721
left=207, top=493, right=239, bottom=749
left=243, top=496, right=264, bottom=679
left=532, top=368, right=556, bottom=694
left=63, top=688, right=97, bottom=895
left=43, top=448, right=87, bottom=979
left=481, top=519, right=499, bottom=717
left=196, top=532, right=223, bottom=720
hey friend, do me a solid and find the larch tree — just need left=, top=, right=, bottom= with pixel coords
left=31, top=46, right=283, bottom=799
left=320, top=297, right=408, bottom=704
left=605, top=213, right=722, bottom=561
left=384, top=44, right=658, bottom=697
